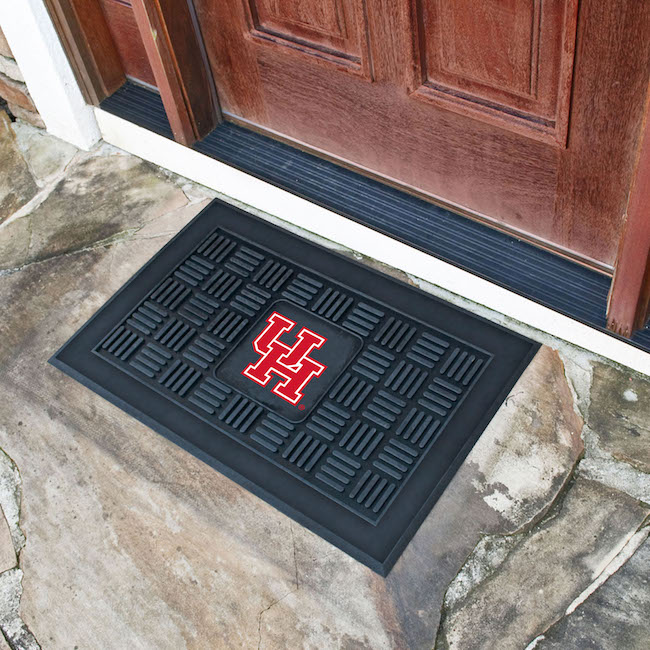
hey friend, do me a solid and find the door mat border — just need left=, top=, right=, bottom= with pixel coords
left=50, top=199, right=539, bottom=575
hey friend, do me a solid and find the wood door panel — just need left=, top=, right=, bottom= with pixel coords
left=252, top=0, right=349, bottom=43
left=194, top=0, right=650, bottom=268
left=244, top=0, right=372, bottom=76
left=410, top=0, right=578, bottom=144
left=258, top=50, right=558, bottom=237
left=434, top=0, right=543, bottom=97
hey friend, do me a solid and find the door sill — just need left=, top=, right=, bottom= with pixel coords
left=223, top=111, right=611, bottom=275
left=96, top=82, right=650, bottom=373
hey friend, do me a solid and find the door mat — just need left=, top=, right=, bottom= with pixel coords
left=50, top=199, right=539, bottom=575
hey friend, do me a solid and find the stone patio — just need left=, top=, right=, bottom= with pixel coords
left=0, top=110, right=648, bottom=649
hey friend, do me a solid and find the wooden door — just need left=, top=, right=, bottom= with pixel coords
left=192, top=0, right=650, bottom=270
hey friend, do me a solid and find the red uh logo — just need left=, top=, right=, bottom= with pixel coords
left=242, top=312, right=327, bottom=405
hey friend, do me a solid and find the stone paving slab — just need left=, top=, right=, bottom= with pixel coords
left=0, top=112, right=649, bottom=649
left=11, top=122, right=76, bottom=186
left=437, top=478, right=650, bottom=650
left=588, top=362, right=650, bottom=473
left=24, top=152, right=186, bottom=266
left=0, top=510, right=15, bottom=575
left=0, top=112, right=36, bottom=225
left=536, top=530, right=650, bottom=650
left=0, top=214, right=30, bottom=272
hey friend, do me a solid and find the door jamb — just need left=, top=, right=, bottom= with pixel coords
left=39, top=0, right=220, bottom=147
left=607, top=83, right=650, bottom=337
left=42, top=0, right=125, bottom=105
left=130, top=0, right=221, bottom=145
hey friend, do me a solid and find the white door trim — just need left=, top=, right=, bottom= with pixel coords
left=0, top=0, right=100, bottom=150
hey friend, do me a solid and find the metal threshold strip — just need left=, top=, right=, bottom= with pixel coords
left=100, top=82, right=650, bottom=354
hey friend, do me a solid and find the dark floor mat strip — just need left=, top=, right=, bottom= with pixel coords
left=100, top=82, right=650, bottom=352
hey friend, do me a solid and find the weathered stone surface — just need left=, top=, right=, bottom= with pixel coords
left=0, top=28, right=11, bottom=59
left=179, top=181, right=217, bottom=204
left=437, top=478, right=650, bottom=650
left=0, top=449, right=26, bottom=559
left=0, top=141, right=642, bottom=648
left=0, top=509, right=16, bottom=573
left=0, top=56, right=22, bottom=83
left=0, top=74, right=34, bottom=112
left=12, top=121, right=77, bottom=185
left=134, top=198, right=211, bottom=239
left=7, top=105, right=44, bottom=130
left=0, top=239, right=398, bottom=649
left=536, top=530, right=650, bottom=650
left=382, top=346, right=585, bottom=646
left=0, top=449, right=31, bottom=646
left=24, top=152, right=187, bottom=265
left=588, top=362, right=650, bottom=473
left=0, top=570, right=39, bottom=650
left=0, top=215, right=30, bottom=271
left=464, top=345, right=584, bottom=530
left=578, top=457, right=650, bottom=505
left=0, top=220, right=586, bottom=649
left=0, top=111, right=37, bottom=225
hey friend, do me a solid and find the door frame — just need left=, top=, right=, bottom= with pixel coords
left=42, top=0, right=125, bottom=105
left=3, top=0, right=650, bottom=349
left=0, top=0, right=100, bottom=149
left=607, top=85, right=650, bottom=337
left=41, top=0, right=220, bottom=144
left=129, top=0, right=221, bottom=144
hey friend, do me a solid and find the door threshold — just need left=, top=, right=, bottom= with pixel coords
left=96, top=83, right=650, bottom=374
left=220, top=110, right=612, bottom=276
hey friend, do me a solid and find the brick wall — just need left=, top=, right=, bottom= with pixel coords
left=0, top=25, right=44, bottom=128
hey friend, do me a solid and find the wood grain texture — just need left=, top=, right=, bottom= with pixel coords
left=194, top=0, right=268, bottom=121
left=553, top=0, right=650, bottom=266
left=99, top=0, right=156, bottom=87
left=607, top=85, right=650, bottom=336
left=196, top=0, right=649, bottom=267
left=130, top=0, right=220, bottom=145
left=409, top=0, right=578, bottom=145
left=197, top=0, right=556, bottom=239
left=261, top=53, right=558, bottom=234
left=43, top=0, right=125, bottom=105
left=244, top=0, right=372, bottom=77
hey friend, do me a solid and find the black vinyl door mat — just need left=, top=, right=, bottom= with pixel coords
left=51, top=200, right=539, bottom=574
